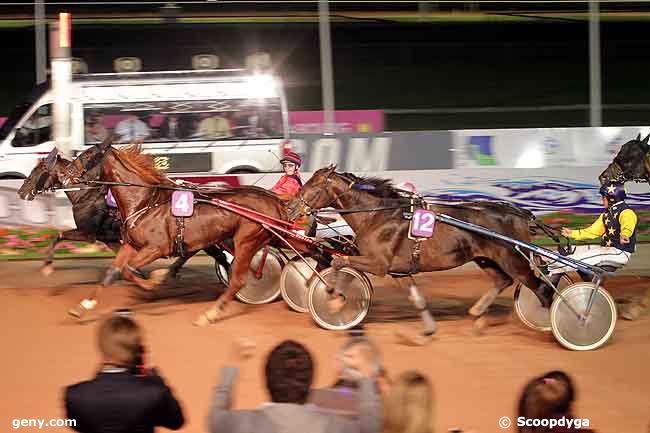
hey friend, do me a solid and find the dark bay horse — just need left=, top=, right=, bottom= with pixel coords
left=58, top=139, right=289, bottom=326
left=17, top=147, right=227, bottom=281
left=599, top=133, right=650, bottom=320
left=599, top=133, right=650, bottom=185
left=289, top=165, right=548, bottom=334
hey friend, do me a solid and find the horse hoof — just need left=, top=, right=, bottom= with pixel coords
left=41, top=264, right=54, bottom=277
left=149, top=269, right=171, bottom=284
left=68, top=307, right=83, bottom=319
left=472, top=316, right=488, bottom=336
left=393, top=327, right=434, bottom=346
left=620, top=303, right=645, bottom=321
left=193, top=308, right=221, bottom=326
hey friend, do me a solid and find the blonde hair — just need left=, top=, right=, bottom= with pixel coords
left=381, top=371, right=434, bottom=433
left=97, top=316, right=143, bottom=367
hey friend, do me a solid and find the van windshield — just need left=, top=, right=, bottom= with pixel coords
left=0, top=83, right=49, bottom=141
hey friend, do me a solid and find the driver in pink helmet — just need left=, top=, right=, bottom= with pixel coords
left=271, top=151, right=303, bottom=199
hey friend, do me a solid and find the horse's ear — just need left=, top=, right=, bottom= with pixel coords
left=637, top=133, right=641, bottom=141
left=99, top=134, right=114, bottom=150
left=328, top=163, right=337, bottom=171
left=643, top=134, right=650, bottom=145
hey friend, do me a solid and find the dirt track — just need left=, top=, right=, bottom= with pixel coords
left=1, top=256, right=649, bottom=433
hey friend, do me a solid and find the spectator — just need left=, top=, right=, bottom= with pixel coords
left=64, top=314, right=184, bottom=433
left=115, top=114, right=150, bottom=142
left=85, top=112, right=108, bottom=143
left=159, top=114, right=191, bottom=140
left=517, top=370, right=595, bottom=433
left=208, top=338, right=381, bottom=433
left=309, top=336, right=389, bottom=419
left=381, top=371, right=434, bottom=433
left=197, top=113, right=231, bottom=139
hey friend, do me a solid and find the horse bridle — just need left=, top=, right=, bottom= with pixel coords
left=609, top=143, right=650, bottom=183
left=296, top=170, right=356, bottom=215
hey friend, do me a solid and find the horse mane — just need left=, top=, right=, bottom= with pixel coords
left=111, top=144, right=175, bottom=186
left=338, top=172, right=404, bottom=199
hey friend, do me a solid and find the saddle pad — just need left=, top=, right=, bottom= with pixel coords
left=172, top=190, right=194, bottom=217
left=409, top=208, right=436, bottom=239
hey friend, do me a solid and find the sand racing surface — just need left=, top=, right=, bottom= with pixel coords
left=1, top=251, right=649, bottom=433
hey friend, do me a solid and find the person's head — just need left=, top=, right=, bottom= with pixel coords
left=599, top=181, right=627, bottom=207
left=335, top=336, right=382, bottom=386
left=517, top=370, right=575, bottom=432
left=97, top=315, right=144, bottom=369
left=280, top=151, right=302, bottom=176
left=381, top=371, right=434, bottom=433
left=265, top=340, right=314, bottom=404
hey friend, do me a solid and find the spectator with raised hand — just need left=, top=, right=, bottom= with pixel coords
left=208, top=338, right=382, bottom=433
left=517, top=370, right=595, bottom=433
left=309, top=336, right=389, bottom=419
left=64, top=314, right=184, bottom=433
left=381, top=371, right=434, bottom=433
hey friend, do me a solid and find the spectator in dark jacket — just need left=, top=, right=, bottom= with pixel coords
left=64, top=315, right=184, bottom=433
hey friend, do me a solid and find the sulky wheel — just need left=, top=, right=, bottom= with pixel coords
left=280, top=257, right=319, bottom=313
left=550, top=282, right=617, bottom=351
left=233, top=247, right=285, bottom=305
left=514, top=274, right=573, bottom=332
left=308, top=267, right=373, bottom=331
left=214, top=250, right=232, bottom=287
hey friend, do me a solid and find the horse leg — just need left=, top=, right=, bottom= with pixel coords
left=469, top=257, right=513, bottom=319
left=393, top=276, right=437, bottom=345
left=67, top=243, right=137, bottom=319
left=121, top=246, right=165, bottom=292
left=621, top=288, right=650, bottom=320
left=329, top=254, right=392, bottom=313
left=148, top=250, right=199, bottom=285
left=194, top=238, right=261, bottom=327
left=42, top=229, right=97, bottom=276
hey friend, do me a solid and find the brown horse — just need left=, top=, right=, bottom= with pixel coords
left=17, top=147, right=228, bottom=282
left=599, top=133, right=650, bottom=186
left=57, top=139, right=290, bottom=325
left=289, top=165, right=548, bottom=334
left=599, top=133, right=650, bottom=320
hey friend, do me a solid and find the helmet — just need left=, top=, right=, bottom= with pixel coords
left=396, top=181, right=417, bottom=194
left=599, top=181, right=627, bottom=202
left=280, top=151, right=302, bottom=167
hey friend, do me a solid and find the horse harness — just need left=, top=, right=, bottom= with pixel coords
left=119, top=188, right=189, bottom=258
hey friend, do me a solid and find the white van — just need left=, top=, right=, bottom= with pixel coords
left=0, top=69, right=290, bottom=179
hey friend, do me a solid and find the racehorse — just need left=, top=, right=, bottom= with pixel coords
left=289, top=165, right=552, bottom=334
left=599, top=133, right=650, bottom=185
left=17, top=146, right=229, bottom=281
left=57, top=138, right=290, bottom=326
left=599, top=133, right=650, bottom=320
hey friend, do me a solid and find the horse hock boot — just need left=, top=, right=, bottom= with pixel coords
left=409, top=284, right=436, bottom=336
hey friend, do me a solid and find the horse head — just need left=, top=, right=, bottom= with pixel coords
left=17, top=147, right=67, bottom=200
left=288, top=164, right=340, bottom=220
left=599, top=133, right=650, bottom=185
left=59, top=134, right=115, bottom=187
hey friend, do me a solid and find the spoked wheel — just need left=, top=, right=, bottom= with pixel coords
left=280, top=257, right=319, bottom=313
left=550, top=282, right=617, bottom=351
left=233, top=247, right=285, bottom=305
left=514, top=274, right=573, bottom=332
left=308, top=267, right=372, bottom=331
